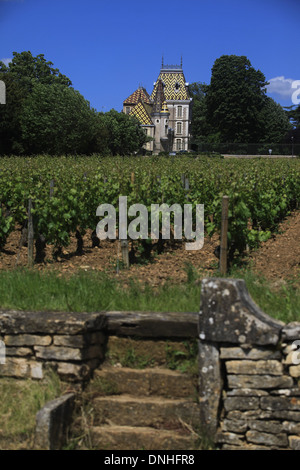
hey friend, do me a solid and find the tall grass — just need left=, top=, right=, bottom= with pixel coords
left=0, top=370, right=63, bottom=450
left=0, top=268, right=200, bottom=313
left=0, top=267, right=298, bottom=323
left=228, top=268, right=300, bottom=324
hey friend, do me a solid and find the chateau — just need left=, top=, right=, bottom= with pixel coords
left=123, top=59, right=192, bottom=154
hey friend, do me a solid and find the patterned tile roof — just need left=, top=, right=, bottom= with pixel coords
left=129, top=101, right=153, bottom=126
left=124, top=87, right=151, bottom=105
left=151, top=70, right=190, bottom=101
left=151, top=79, right=166, bottom=114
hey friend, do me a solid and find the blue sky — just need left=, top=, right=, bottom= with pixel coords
left=0, top=0, right=299, bottom=112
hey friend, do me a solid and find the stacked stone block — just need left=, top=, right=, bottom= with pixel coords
left=199, top=278, right=300, bottom=450
left=1, top=279, right=299, bottom=450
left=219, top=345, right=300, bottom=449
left=0, top=310, right=106, bottom=382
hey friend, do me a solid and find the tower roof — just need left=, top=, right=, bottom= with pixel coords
left=129, top=100, right=153, bottom=125
left=151, top=78, right=166, bottom=114
left=124, top=87, right=151, bottom=105
left=161, top=101, right=169, bottom=114
left=151, top=62, right=190, bottom=101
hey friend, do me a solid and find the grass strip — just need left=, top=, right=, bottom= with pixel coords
left=0, top=267, right=298, bottom=323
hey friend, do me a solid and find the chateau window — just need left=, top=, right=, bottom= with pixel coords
left=177, top=106, right=182, bottom=118
left=176, top=139, right=182, bottom=151
left=176, top=121, right=182, bottom=135
left=125, top=107, right=131, bottom=115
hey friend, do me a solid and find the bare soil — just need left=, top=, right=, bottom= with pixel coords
left=248, top=211, right=300, bottom=287
left=0, top=211, right=299, bottom=288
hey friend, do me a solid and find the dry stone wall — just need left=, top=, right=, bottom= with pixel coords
left=199, top=278, right=300, bottom=450
left=0, top=310, right=106, bottom=382
left=1, top=279, right=300, bottom=451
left=0, top=309, right=199, bottom=384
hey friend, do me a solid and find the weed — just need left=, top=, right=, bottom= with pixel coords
left=165, top=340, right=199, bottom=376
left=107, top=344, right=154, bottom=369
left=184, top=262, right=199, bottom=284
left=0, top=369, right=63, bottom=450
left=85, top=376, right=120, bottom=397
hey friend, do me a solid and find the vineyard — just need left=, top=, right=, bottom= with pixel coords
left=0, top=155, right=299, bottom=273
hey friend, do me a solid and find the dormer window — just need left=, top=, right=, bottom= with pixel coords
left=175, top=82, right=181, bottom=92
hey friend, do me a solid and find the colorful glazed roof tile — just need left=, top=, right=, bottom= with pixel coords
left=151, top=79, right=166, bottom=114
left=129, top=101, right=153, bottom=126
left=151, top=66, right=190, bottom=101
left=161, top=100, right=169, bottom=114
left=124, top=87, right=151, bottom=105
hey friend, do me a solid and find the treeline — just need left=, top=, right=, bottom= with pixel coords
left=0, top=51, right=147, bottom=156
left=1, top=52, right=299, bottom=156
left=188, top=55, right=300, bottom=151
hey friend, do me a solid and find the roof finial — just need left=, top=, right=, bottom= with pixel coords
left=162, top=55, right=164, bottom=69
left=181, top=55, right=183, bottom=68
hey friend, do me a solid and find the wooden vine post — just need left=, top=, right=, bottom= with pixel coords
left=119, top=173, right=135, bottom=269
left=120, top=240, right=129, bottom=268
left=27, top=198, right=34, bottom=267
left=220, top=195, right=229, bottom=275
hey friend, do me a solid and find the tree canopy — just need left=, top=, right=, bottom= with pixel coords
left=189, top=82, right=212, bottom=143
left=0, top=51, right=74, bottom=154
left=0, top=51, right=146, bottom=156
left=20, top=82, right=96, bottom=155
left=259, top=97, right=291, bottom=143
left=96, top=110, right=147, bottom=156
left=205, top=55, right=268, bottom=143
left=285, top=105, right=300, bottom=129
left=0, top=51, right=294, bottom=156
left=189, top=55, right=292, bottom=148
left=0, top=51, right=72, bottom=91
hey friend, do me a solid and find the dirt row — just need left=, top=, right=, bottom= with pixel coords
left=0, top=211, right=300, bottom=286
left=0, top=211, right=299, bottom=288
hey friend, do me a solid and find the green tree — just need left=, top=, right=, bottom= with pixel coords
left=95, top=109, right=147, bottom=155
left=205, top=55, right=268, bottom=143
left=0, top=51, right=72, bottom=154
left=93, top=112, right=111, bottom=155
left=284, top=105, right=300, bottom=145
left=259, top=97, right=292, bottom=143
left=0, top=51, right=72, bottom=92
left=189, top=82, right=211, bottom=145
left=0, top=73, right=25, bottom=154
left=20, top=82, right=96, bottom=155
left=285, top=105, right=300, bottom=128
